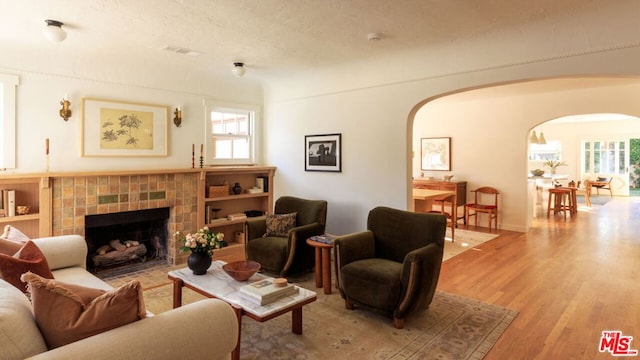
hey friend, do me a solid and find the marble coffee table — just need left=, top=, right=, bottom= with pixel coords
left=168, top=261, right=316, bottom=360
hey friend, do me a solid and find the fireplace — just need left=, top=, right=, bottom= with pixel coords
left=84, top=207, right=170, bottom=272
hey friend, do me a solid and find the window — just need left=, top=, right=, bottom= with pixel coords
left=203, top=100, right=259, bottom=165
left=528, top=141, right=562, bottom=161
left=0, top=74, right=19, bottom=169
left=582, top=140, right=626, bottom=174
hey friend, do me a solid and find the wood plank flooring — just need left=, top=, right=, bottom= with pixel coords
left=439, top=197, right=640, bottom=359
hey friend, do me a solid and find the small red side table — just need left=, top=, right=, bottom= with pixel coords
left=306, top=235, right=336, bottom=294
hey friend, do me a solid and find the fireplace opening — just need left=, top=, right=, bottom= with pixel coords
left=84, top=207, right=170, bottom=273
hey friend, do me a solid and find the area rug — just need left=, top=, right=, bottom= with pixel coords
left=143, top=274, right=517, bottom=360
left=576, top=195, right=612, bottom=206
left=443, top=228, right=499, bottom=261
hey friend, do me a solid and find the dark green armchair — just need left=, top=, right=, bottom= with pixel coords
left=245, top=196, right=327, bottom=277
left=334, top=206, right=445, bottom=329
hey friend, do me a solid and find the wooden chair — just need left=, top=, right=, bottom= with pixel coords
left=464, top=187, right=499, bottom=231
left=575, top=180, right=592, bottom=207
left=429, top=193, right=457, bottom=242
left=591, top=177, right=613, bottom=197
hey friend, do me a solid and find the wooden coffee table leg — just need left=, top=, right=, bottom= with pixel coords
left=321, top=247, right=331, bottom=294
left=232, top=306, right=243, bottom=360
left=292, top=307, right=303, bottom=334
left=314, top=247, right=322, bottom=288
left=172, top=278, right=183, bottom=308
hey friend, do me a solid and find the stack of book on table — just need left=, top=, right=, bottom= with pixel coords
left=309, top=234, right=337, bottom=245
left=238, top=279, right=299, bottom=305
left=227, top=213, right=247, bottom=221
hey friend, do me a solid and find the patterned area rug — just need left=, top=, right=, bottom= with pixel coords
left=143, top=271, right=516, bottom=360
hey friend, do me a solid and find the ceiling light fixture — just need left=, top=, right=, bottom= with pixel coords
left=367, top=33, right=382, bottom=41
left=232, top=62, right=246, bottom=77
left=538, top=131, right=547, bottom=144
left=530, top=130, right=539, bottom=144
left=43, top=19, right=67, bottom=42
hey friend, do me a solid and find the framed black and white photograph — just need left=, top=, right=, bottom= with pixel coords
left=305, top=133, right=342, bottom=172
left=421, top=137, right=451, bottom=171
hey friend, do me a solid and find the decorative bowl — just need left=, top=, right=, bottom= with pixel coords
left=16, top=205, right=30, bottom=215
left=530, top=169, right=545, bottom=176
left=222, top=260, right=261, bottom=281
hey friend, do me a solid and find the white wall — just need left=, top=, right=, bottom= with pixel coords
left=264, top=47, right=640, bottom=235
left=1, top=70, right=263, bottom=174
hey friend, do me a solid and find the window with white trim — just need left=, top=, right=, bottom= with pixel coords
left=203, top=100, right=259, bottom=165
left=0, top=74, right=19, bottom=169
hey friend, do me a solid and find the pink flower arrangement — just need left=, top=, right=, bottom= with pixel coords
left=175, top=227, right=226, bottom=256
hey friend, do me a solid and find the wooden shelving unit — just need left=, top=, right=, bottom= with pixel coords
left=0, top=176, right=52, bottom=238
left=198, top=166, right=276, bottom=261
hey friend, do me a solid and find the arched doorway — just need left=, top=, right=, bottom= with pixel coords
left=408, top=76, right=640, bottom=232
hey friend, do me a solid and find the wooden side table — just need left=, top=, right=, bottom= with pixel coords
left=306, top=235, right=335, bottom=294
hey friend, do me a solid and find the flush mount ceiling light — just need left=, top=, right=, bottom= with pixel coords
left=367, top=33, right=382, bottom=41
left=232, top=62, right=246, bottom=77
left=43, top=19, right=67, bottom=42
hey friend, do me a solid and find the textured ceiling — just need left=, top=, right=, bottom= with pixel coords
left=0, top=0, right=621, bottom=84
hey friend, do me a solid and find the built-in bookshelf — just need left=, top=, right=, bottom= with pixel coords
left=199, top=166, right=276, bottom=262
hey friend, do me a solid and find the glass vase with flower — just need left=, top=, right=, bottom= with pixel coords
left=175, top=227, right=226, bottom=275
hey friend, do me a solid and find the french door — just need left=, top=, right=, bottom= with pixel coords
left=581, top=140, right=629, bottom=196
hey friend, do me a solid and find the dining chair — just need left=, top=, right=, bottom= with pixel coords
left=464, top=187, right=499, bottom=231
left=592, top=177, right=613, bottom=197
left=429, top=193, right=456, bottom=242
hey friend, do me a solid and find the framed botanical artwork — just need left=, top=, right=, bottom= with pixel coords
left=421, top=137, right=451, bottom=171
left=81, top=98, right=168, bottom=157
left=305, top=133, right=342, bottom=172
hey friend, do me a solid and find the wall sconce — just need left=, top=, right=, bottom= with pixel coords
left=173, top=107, right=182, bottom=127
left=59, top=95, right=71, bottom=121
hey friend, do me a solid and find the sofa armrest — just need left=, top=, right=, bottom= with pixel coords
left=32, top=235, right=87, bottom=271
left=26, top=298, right=239, bottom=360
left=395, top=243, right=444, bottom=318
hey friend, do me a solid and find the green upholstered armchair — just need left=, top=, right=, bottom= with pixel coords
left=334, top=206, right=446, bottom=329
left=245, top=196, right=328, bottom=277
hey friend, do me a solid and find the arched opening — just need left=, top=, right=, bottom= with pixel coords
left=408, top=76, right=640, bottom=232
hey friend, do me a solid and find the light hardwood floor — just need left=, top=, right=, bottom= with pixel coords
left=439, top=197, right=640, bottom=359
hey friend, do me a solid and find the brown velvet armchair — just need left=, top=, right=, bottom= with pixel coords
left=245, top=196, right=327, bottom=277
left=334, top=206, right=446, bottom=329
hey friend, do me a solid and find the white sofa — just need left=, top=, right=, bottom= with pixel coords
left=0, top=235, right=238, bottom=360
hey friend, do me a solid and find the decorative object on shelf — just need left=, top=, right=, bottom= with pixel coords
left=43, top=19, right=67, bottom=42
left=530, top=169, right=545, bottom=176
left=543, top=160, right=567, bottom=174
left=59, top=94, right=71, bottom=121
left=199, top=143, right=204, bottom=168
left=443, top=174, right=454, bottom=181
left=176, top=227, right=226, bottom=275
left=233, top=182, right=243, bottom=195
left=208, top=182, right=230, bottom=198
left=173, top=107, right=182, bottom=127
left=232, top=62, right=246, bottom=77
left=305, top=133, right=342, bottom=172
left=81, top=98, right=168, bottom=157
left=191, top=143, right=195, bottom=168
left=222, top=260, right=261, bottom=281
left=421, top=137, right=451, bottom=171
left=16, top=206, right=30, bottom=215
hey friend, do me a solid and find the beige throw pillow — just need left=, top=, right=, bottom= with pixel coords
left=20, top=272, right=147, bottom=349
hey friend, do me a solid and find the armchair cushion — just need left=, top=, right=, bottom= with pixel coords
left=265, top=212, right=297, bottom=237
left=340, top=258, right=402, bottom=312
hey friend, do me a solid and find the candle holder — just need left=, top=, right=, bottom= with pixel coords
left=199, top=156, right=204, bottom=168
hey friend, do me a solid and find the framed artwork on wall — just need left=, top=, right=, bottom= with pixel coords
left=421, top=137, right=451, bottom=171
left=305, top=133, right=342, bottom=172
left=81, top=98, right=168, bottom=157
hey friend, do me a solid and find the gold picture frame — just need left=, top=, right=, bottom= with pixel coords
left=421, top=137, right=451, bottom=171
left=81, top=98, right=168, bottom=157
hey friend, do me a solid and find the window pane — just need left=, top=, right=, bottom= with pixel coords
left=233, top=138, right=249, bottom=158
left=214, top=138, right=232, bottom=159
